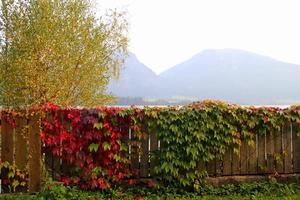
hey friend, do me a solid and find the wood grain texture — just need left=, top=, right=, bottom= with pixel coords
left=266, top=132, right=275, bottom=174
left=15, top=115, right=28, bottom=170
left=283, top=123, right=293, bottom=173
left=1, top=112, right=14, bottom=164
left=231, top=147, right=240, bottom=175
left=140, top=133, right=149, bottom=177
left=292, top=123, right=300, bottom=173
left=28, top=113, right=41, bottom=193
left=257, top=134, right=267, bottom=174
left=274, top=129, right=284, bottom=173
left=222, top=150, right=232, bottom=175
left=240, top=141, right=248, bottom=175
left=248, top=135, right=257, bottom=174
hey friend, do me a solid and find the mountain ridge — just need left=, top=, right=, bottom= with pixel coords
left=108, top=49, right=300, bottom=105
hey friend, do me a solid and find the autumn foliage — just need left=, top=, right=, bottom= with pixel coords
left=2, top=100, right=300, bottom=191
left=41, top=103, right=138, bottom=190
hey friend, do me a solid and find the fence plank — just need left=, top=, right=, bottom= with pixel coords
left=257, top=134, right=267, bottom=174
left=1, top=112, right=14, bottom=193
left=130, top=128, right=140, bottom=178
left=140, top=133, right=149, bottom=177
left=240, top=141, right=248, bottom=175
left=274, top=129, right=284, bottom=173
left=266, top=132, right=275, bottom=173
left=231, top=147, right=240, bottom=175
left=206, top=158, right=216, bottom=176
left=28, top=113, right=41, bottom=193
left=292, top=123, right=300, bottom=173
left=248, top=135, right=257, bottom=174
left=15, top=114, right=28, bottom=193
left=222, top=150, right=232, bottom=175
left=15, top=115, right=28, bottom=170
left=1, top=112, right=14, bottom=164
left=283, top=123, right=293, bottom=173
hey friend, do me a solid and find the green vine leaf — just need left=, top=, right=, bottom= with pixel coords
left=102, top=142, right=111, bottom=151
left=88, top=143, right=99, bottom=152
left=93, top=122, right=103, bottom=130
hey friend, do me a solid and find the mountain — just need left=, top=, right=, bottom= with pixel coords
left=107, top=53, right=161, bottom=98
left=108, top=49, right=300, bottom=105
left=160, top=49, right=300, bottom=104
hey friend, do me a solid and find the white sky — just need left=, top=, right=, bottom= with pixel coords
left=97, top=0, right=300, bottom=74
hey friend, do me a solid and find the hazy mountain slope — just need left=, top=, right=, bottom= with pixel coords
left=107, top=53, right=161, bottom=98
left=108, top=49, right=300, bottom=105
left=159, top=49, right=300, bottom=104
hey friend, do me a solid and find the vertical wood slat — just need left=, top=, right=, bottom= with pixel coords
left=140, top=133, right=149, bottom=177
left=231, top=147, right=240, bottom=175
left=1, top=111, right=14, bottom=164
left=248, top=134, right=257, bottom=174
left=266, top=132, right=275, bottom=173
left=150, top=132, right=158, bottom=177
left=240, top=141, right=248, bottom=175
left=283, top=123, right=293, bottom=173
left=15, top=115, right=28, bottom=170
left=14, top=114, right=28, bottom=192
left=257, top=134, right=267, bottom=174
left=28, top=113, right=41, bottom=193
left=1, top=111, right=14, bottom=193
left=292, top=123, right=300, bottom=173
left=206, top=157, right=216, bottom=176
left=274, top=129, right=284, bottom=173
left=130, top=128, right=140, bottom=177
left=222, top=150, right=232, bottom=175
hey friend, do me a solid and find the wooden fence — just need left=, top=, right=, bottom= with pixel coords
left=1, top=112, right=300, bottom=193
left=115, top=123, right=300, bottom=178
left=0, top=111, right=41, bottom=193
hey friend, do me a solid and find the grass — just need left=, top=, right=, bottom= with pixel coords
left=1, top=180, right=300, bottom=199
left=1, top=193, right=300, bottom=200
left=2, top=193, right=300, bottom=200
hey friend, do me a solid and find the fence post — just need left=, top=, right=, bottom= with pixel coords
left=15, top=113, right=28, bottom=192
left=28, top=112, right=41, bottom=193
left=1, top=111, right=14, bottom=164
left=1, top=111, right=14, bottom=193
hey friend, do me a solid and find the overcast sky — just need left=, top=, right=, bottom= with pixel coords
left=97, top=0, right=300, bottom=74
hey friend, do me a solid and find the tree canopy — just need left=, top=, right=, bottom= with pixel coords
left=0, top=0, right=128, bottom=107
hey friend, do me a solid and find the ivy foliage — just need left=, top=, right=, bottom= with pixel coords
left=2, top=100, right=300, bottom=191
left=141, top=100, right=300, bottom=188
left=0, top=161, right=28, bottom=192
left=40, top=103, right=141, bottom=190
